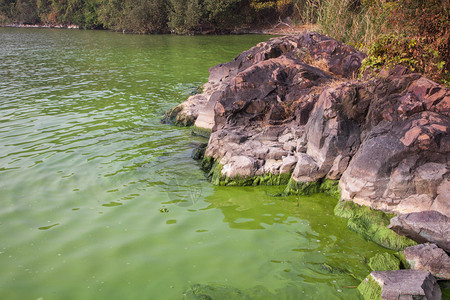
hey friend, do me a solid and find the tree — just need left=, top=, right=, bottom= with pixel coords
left=14, top=0, right=38, bottom=23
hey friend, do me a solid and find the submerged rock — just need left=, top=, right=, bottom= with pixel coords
left=358, top=270, right=441, bottom=300
left=403, top=243, right=450, bottom=280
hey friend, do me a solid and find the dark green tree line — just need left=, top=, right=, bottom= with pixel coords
left=0, top=0, right=290, bottom=32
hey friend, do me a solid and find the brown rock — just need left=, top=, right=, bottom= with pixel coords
left=280, top=155, right=298, bottom=174
left=291, top=153, right=326, bottom=182
left=403, top=243, right=450, bottom=280
left=368, top=270, right=441, bottom=300
left=221, top=156, right=256, bottom=178
left=389, top=211, right=450, bottom=252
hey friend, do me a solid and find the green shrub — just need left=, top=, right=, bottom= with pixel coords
left=361, top=34, right=449, bottom=84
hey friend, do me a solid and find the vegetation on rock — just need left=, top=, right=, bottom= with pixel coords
left=284, top=178, right=340, bottom=199
left=368, top=252, right=402, bottom=272
left=357, top=275, right=383, bottom=300
left=201, top=156, right=292, bottom=186
left=334, top=201, right=417, bottom=251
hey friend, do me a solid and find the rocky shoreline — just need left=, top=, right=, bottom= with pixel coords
left=165, top=33, right=449, bottom=299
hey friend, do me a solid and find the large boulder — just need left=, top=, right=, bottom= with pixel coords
left=403, top=243, right=450, bottom=280
left=164, top=32, right=364, bottom=129
left=389, top=211, right=450, bottom=252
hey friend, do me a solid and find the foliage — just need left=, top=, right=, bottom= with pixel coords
left=0, top=0, right=447, bottom=84
left=361, top=34, right=449, bottom=83
left=360, top=0, right=449, bottom=84
left=306, top=0, right=449, bottom=84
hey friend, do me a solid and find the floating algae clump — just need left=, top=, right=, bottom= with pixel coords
left=334, top=201, right=416, bottom=251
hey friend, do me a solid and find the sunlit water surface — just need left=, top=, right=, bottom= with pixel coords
left=0, top=28, right=390, bottom=299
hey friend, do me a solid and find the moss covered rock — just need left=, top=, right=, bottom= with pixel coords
left=191, top=126, right=211, bottom=138
left=284, top=178, right=341, bottom=199
left=201, top=156, right=291, bottom=186
left=358, top=275, right=383, bottom=300
left=368, top=253, right=401, bottom=271
left=334, top=201, right=416, bottom=251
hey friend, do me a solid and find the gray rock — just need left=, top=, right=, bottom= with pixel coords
left=194, top=89, right=225, bottom=131
left=263, top=159, right=282, bottom=174
left=283, top=140, right=297, bottom=152
left=221, top=156, right=256, bottom=178
left=389, top=211, right=450, bottom=252
left=340, top=112, right=449, bottom=216
left=403, top=243, right=450, bottom=280
left=291, top=153, right=326, bottom=182
left=414, top=163, right=448, bottom=197
left=280, top=155, right=298, bottom=174
left=431, top=180, right=450, bottom=216
left=327, top=155, right=350, bottom=180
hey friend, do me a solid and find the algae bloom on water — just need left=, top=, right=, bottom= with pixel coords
left=0, top=28, right=426, bottom=300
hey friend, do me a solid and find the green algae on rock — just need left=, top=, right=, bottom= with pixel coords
left=359, top=270, right=442, bottom=300
left=334, top=201, right=417, bottom=251
left=284, top=178, right=341, bottom=199
left=191, top=126, right=212, bottom=138
left=368, top=253, right=402, bottom=272
left=202, top=156, right=291, bottom=186
left=162, top=106, right=196, bottom=127
left=358, top=275, right=383, bottom=300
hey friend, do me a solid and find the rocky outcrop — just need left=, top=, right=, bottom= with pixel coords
left=403, top=243, right=450, bottom=280
left=165, top=32, right=449, bottom=244
left=389, top=211, right=450, bottom=252
left=358, top=270, right=442, bottom=300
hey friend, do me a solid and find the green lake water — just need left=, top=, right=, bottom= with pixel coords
left=0, top=28, right=391, bottom=299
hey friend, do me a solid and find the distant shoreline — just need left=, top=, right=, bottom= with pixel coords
left=0, top=23, right=317, bottom=36
left=1, top=23, right=79, bottom=29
